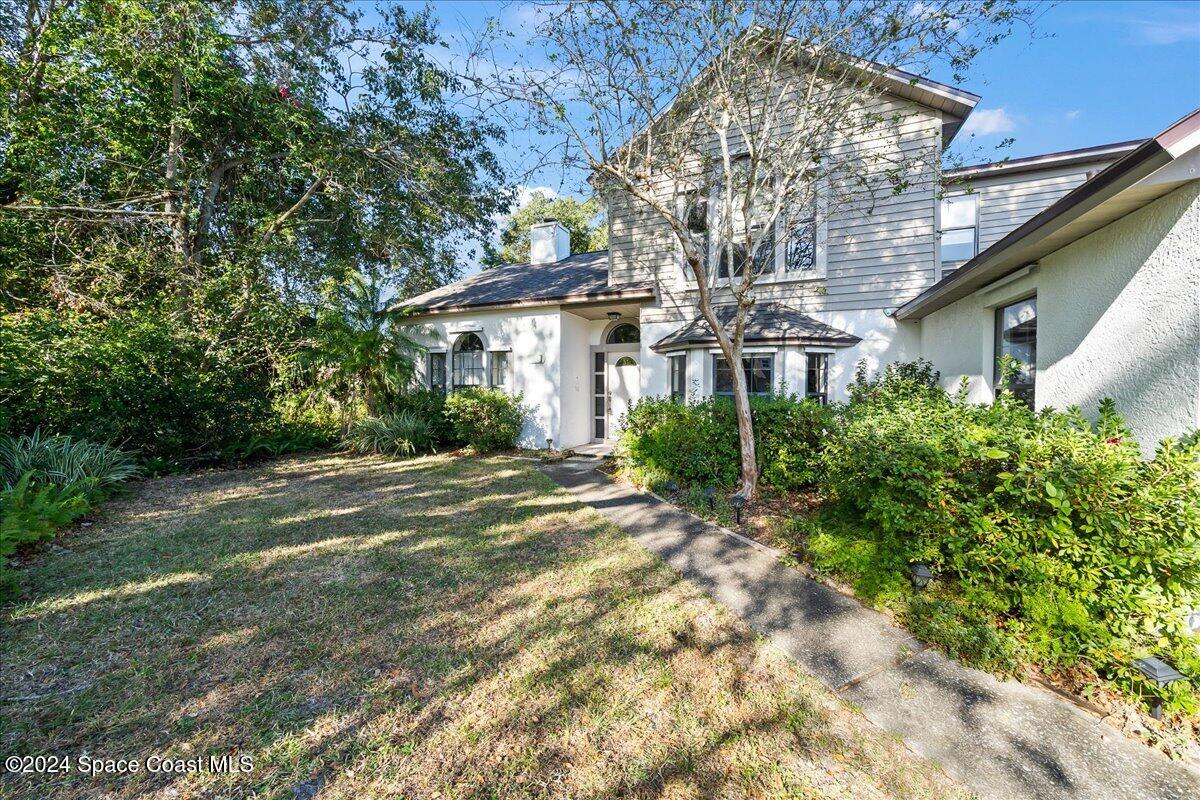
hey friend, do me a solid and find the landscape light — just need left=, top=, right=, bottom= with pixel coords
left=1134, top=656, right=1185, bottom=720
left=664, top=480, right=679, bottom=493
left=908, top=563, right=933, bottom=591
left=607, top=311, right=622, bottom=321
left=704, top=485, right=716, bottom=510
left=731, top=494, right=746, bottom=524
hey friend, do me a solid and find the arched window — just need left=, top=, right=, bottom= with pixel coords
left=615, top=356, right=637, bottom=367
left=606, top=323, right=640, bottom=344
left=452, top=332, right=485, bottom=389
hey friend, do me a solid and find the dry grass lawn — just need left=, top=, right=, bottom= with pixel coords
left=1, top=453, right=970, bottom=799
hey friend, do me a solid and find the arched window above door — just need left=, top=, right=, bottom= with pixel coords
left=606, top=323, right=640, bottom=344
left=615, top=356, right=637, bottom=367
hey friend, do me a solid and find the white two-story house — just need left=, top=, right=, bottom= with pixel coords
left=397, top=66, right=1199, bottom=453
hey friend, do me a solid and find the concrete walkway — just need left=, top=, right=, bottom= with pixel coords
left=539, top=459, right=1200, bottom=800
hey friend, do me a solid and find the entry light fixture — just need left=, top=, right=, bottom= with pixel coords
left=908, top=563, right=933, bottom=591
left=1134, top=656, right=1185, bottom=720
left=731, top=494, right=746, bottom=524
left=704, top=485, right=716, bottom=510
left=607, top=311, right=622, bottom=321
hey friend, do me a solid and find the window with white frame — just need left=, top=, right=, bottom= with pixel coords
left=805, top=352, right=829, bottom=405
left=704, top=158, right=824, bottom=282
left=940, top=194, right=978, bottom=266
left=713, top=354, right=774, bottom=396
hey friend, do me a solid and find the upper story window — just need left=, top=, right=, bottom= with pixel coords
left=940, top=194, right=978, bottom=266
left=707, top=159, right=824, bottom=282
left=452, top=332, right=485, bottom=389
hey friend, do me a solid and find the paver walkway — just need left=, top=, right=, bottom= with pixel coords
left=540, top=458, right=1200, bottom=800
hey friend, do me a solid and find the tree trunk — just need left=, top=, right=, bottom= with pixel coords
left=718, top=335, right=759, bottom=500
left=363, top=374, right=377, bottom=417
left=165, top=65, right=187, bottom=260
left=684, top=248, right=760, bottom=500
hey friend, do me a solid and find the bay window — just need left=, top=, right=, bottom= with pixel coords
left=713, top=354, right=774, bottom=396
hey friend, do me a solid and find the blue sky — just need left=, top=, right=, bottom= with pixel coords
left=392, top=0, right=1200, bottom=266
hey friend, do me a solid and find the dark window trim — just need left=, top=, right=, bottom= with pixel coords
left=669, top=354, right=686, bottom=402
left=712, top=353, right=774, bottom=397
left=993, top=294, right=1037, bottom=407
left=428, top=351, right=447, bottom=394
left=805, top=351, right=830, bottom=405
left=451, top=332, right=486, bottom=390
left=489, top=350, right=510, bottom=390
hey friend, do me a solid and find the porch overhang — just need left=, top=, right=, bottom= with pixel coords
left=651, top=302, right=860, bottom=353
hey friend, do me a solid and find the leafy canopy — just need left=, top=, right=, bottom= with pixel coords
left=489, top=192, right=607, bottom=267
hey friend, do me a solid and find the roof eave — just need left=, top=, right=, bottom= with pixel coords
left=894, top=139, right=1175, bottom=321
left=396, top=286, right=656, bottom=317
left=651, top=333, right=861, bottom=353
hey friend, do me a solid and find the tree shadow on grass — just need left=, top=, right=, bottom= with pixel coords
left=1, top=453, right=960, bottom=800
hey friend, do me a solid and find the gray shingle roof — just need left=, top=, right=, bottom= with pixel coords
left=392, top=250, right=653, bottom=314
left=651, top=302, right=860, bottom=352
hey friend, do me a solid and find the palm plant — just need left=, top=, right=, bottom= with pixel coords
left=296, top=272, right=424, bottom=427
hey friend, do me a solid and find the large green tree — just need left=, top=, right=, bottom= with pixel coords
left=489, top=191, right=606, bottom=266
left=0, top=0, right=506, bottom=310
left=0, top=0, right=507, bottom=454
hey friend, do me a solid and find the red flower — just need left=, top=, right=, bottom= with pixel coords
left=278, top=84, right=290, bottom=99
left=1105, top=437, right=1121, bottom=444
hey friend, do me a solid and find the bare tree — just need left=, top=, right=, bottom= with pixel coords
left=473, top=0, right=1040, bottom=497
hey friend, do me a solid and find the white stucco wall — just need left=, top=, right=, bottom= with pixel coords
left=558, top=312, right=593, bottom=449
left=918, top=181, right=1200, bottom=451
left=410, top=307, right=564, bottom=448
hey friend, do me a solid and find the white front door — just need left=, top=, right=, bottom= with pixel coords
left=607, top=353, right=640, bottom=439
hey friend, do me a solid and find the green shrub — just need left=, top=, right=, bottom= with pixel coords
left=389, top=390, right=457, bottom=446
left=0, top=431, right=140, bottom=498
left=620, top=394, right=832, bottom=492
left=217, top=424, right=336, bottom=463
left=0, top=309, right=277, bottom=460
left=344, top=411, right=437, bottom=457
left=443, top=389, right=525, bottom=452
left=0, top=433, right=140, bottom=599
left=818, top=360, right=1200, bottom=715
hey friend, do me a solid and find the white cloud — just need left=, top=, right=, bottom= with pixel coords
left=515, top=185, right=558, bottom=206
left=1130, top=12, right=1200, bottom=45
left=961, top=107, right=1017, bottom=137
left=1065, top=109, right=1082, bottom=121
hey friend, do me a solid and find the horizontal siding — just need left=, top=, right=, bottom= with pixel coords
left=946, top=160, right=1119, bottom=251
left=607, top=84, right=946, bottom=313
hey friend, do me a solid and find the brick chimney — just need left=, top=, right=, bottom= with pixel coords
left=529, top=218, right=570, bottom=264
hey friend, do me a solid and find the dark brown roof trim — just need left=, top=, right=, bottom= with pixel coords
left=943, top=140, right=1145, bottom=181
left=651, top=333, right=859, bottom=353
left=401, top=285, right=655, bottom=316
